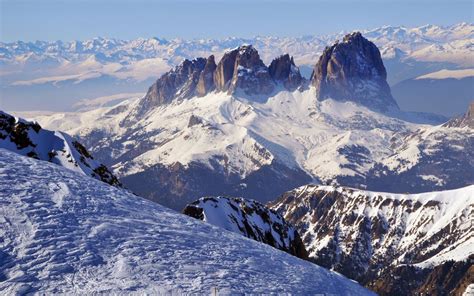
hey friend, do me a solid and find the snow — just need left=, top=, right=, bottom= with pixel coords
left=278, top=184, right=474, bottom=266
left=25, top=85, right=443, bottom=185
left=415, top=68, right=474, bottom=80
left=190, top=196, right=296, bottom=250
left=72, top=93, right=145, bottom=111
left=0, top=149, right=373, bottom=295
left=464, top=284, right=474, bottom=296
left=0, top=111, right=119, bottom=185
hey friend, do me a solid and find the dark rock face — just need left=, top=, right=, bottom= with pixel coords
left=139, top=58, right=207, bottom=112
left=368, top=256, right=474, bottom=296
left=183, top=196, right=308, bottom=260
left=444, top=101, right=474, bottom=128
left=269, top=54, right=304, bottom=90
left=196, top=55, right=217, bottom=96
left=187, top=114, right=203, bottom=127
left=0, top=111, right=121, bottom=187
left=311, top=32, right=398, bottom=111
left=215, top=45, right=275, bottom=95
left=269, top=185, right=473, bottom=295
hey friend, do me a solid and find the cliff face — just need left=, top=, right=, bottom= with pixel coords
left=311, top=32, right=398, bottom=111
left=138, top=57, right=207, bottom=115
left=196, top=55, right=217, bottom=96
left=269, top=54, right=303, bottom=91
left=215, top=45, right=275, bottom=95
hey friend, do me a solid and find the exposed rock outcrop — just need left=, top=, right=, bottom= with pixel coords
left=183, top=196, right=308, bottom=260
left=0, top=111, right=121, bottom=186
left=311, top=32, right=398, bottom=111
left=196, top=55, right=217, bottom=96
left=269, top=54, right=303, bottom=90
left=216, top=45, right=275, bottom=95
left=443, top=101, right=474, bottom=128
left=139, top=58, right=207, bottom=112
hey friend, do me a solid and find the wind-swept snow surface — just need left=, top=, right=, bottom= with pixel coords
left=0, top=149, right=373, bottom=295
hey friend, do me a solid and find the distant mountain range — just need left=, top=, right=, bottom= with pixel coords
left=1, top=23, right=472, bottom=115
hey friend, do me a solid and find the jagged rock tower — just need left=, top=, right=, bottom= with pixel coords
left=311, top=32, right=399, bottom=111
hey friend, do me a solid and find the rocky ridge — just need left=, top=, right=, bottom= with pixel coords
left=135, top=45, right=304, bottom=116
left=269, top=184, right=474, bottom=295
left=183, top=196, right=308, bottom=260
left=0, top=111, right=120, bottom=186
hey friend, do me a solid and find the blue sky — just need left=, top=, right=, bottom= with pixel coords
left=1, top=0, right=473, bottom=42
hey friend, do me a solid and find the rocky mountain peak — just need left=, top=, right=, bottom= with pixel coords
left=269, top=54, right=304, bottom=90
left=138, top=57, right=207, bottom=113
left=215, top=45, right=275, bottom=95
left=311, top=32, right=399, bottom=111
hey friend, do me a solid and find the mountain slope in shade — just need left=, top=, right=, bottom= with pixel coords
left=183, top=196, right=308, bottom=259
left=269, top=184, right=474, bottom=295
left=0, top=149, right=374, bottom=295
left=0, top=111, right=120, bottom=186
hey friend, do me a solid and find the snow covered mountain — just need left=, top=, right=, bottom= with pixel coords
left=22, top=33, right=473, bottom=211
left=269, top=184, right=474, bottom=295
left=0, top=110, right=120, bottom=186
left=0, top=149, right=374, bottom=295
left=183, top=196, right=308, bottom=259
left=2, top=23, right=472, bottom=115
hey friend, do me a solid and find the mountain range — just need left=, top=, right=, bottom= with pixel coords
left=20, top=32, right=474, bottom=211
left=2, top=23, right=473, bottom=115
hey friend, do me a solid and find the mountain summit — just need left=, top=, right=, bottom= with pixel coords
left=134, top=45, right=304, bottom=116
left=311, top=32, right=398, bottom=111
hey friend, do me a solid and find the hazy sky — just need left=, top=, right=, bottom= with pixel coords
left=1, top=0, right=473, bottom=41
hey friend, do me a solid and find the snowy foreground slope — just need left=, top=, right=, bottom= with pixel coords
left=0, top=149, right=373, bottom=295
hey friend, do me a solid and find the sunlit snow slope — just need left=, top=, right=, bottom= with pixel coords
left=0, top=149, right=373, bottom=295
